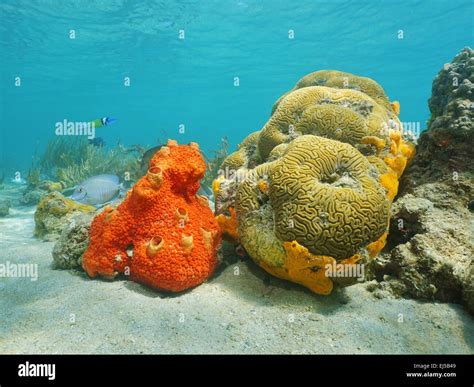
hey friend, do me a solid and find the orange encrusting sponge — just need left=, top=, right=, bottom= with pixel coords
left=380, top=129, right=415, bottom=201
left=216, top=207, right=240, bottom=243
left=82, top=140, right=222, bottom=292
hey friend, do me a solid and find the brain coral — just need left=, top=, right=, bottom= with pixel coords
left=214, top=69, right=416, bottom=295
left=220, top=70, right=410, bottom=170
left=220, top=130, right=261, bottom=172
left=259, top=85, right=400, bottom=161
left=236, top=135, right=389, bottom=261
left=271, top=70, right=396, bottom=114
left=82, top=140, right=222, bottom=292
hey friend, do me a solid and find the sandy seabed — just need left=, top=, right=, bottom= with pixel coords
left=0, top=185, right=472, bottom=354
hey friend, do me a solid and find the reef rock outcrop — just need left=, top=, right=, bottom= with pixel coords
left=52, top=213, right=95, bottom=269
left=34, top=192, right=96, bottom=241
left=38, top=180, right=66, bottom=193
left=369, top=47, right=474, bottom=313
left=406, top=47, right=474, bottom=183
left=20, top=189, right=46, bottom=205
left=214, top=70, right=415, bottom=294
left=82, top=140, right=222, bottom=292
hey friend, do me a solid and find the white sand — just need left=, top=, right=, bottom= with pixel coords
left=0, top=186, right=473, bottom=354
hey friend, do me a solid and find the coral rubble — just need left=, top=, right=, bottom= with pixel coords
left=82, top=140, right=222, bottom=292
left=52, top=213, right=95, bottom=269
left=34, top=192, right=96, bottom=241
left=20, top=189, right=47, bottom=206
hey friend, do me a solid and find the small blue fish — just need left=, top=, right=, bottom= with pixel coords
left=92, top=117, right=117, bottom=128
left=71, top=174, right=123, bottom=206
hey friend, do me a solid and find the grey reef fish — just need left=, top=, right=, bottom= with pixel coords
left=71, top=174, right=123, bottom=206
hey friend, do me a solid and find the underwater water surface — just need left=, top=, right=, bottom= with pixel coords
left=0, top=0, right=473, bottom=361
left=0, top=0, right=473, bottom=172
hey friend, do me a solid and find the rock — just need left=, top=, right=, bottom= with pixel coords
left=34, top=192, right=96, bottom=241
left=20, top=189, right=47, bottom=205
left=403, top=47, right=474, bottom=186
left=0, top=199, right=11, bottom=217
left=370, top=47, right=473, bottom=314
left=52, top=213, right=95, bottom=269
left=387, top=194, right=434, bottom=246
left=365, top=278, right=407, bottom=299
left=463, top=262, right=474, bottom=314
left=371, top=187, right=471, bottom=307
left=429, top=47, right=473, bottom=129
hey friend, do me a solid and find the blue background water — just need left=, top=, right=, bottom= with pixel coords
left=0, top=0, right=472, bottom=174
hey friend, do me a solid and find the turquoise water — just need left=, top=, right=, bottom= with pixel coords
left=1, top=0, right=473, bottom=172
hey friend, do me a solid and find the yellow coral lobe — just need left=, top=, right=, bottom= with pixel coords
left=380, top=172, right=399, bottom=201
left=212, top=176, right=224, bottom=200
left=257, top=179, right=268, bottom=194
left=216, top=207, right=240, bottom=243
left=400, top=141, right=415, bottom=161
left=361, top=136, right=386, bottom=155
left=391, top=101, right=400, bottom=116
left=389, top=130, right=402, bottom=155
left=384, top=154, right=407, bottom=177
left=275, top=241, right=336, bottom=295
left=367, top=232, right=387, bottom=258
left=339, top=254, right=362, bottom=266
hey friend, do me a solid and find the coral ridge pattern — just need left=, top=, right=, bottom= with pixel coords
left=215, top=70, right=415, bottom=294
